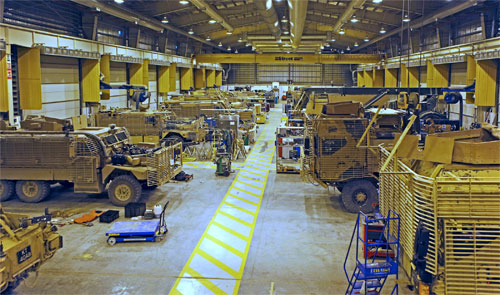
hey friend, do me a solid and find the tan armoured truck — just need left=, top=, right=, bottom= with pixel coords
left=94, top=108, right=206, bottom=146
left=302, top=102, right=404, bottom=213
left=0, top=126, right=183, bottom=206
left=0, top=206, right=62, bottom=292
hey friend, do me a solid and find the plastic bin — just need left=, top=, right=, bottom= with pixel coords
left=125, top=203, right=146, bottom=218
left=99, top=210, right=119, bottom=223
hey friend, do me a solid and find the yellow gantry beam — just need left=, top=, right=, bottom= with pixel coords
left=17, top=47, right=42, bottom=110
left=215, top=71, right=222, bottom=87
left=100, top=54, right=111, bottom=100
left=195, top=68, right=206, bottom=89
left=180, top=67, right=194, bottom=91
left=195, top=53, right=380, bottom=64
left=81, top=59, right=100, bottom=103
left=0, top=50, right=8, bottom=112
left=206, top=69, right=216, bottom=88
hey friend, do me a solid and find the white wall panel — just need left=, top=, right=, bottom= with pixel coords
left=24, top=55, right=80, bottom=119
left=101, top=62, right=128, bottom=109
left=148, top=65, right=158, bottom=110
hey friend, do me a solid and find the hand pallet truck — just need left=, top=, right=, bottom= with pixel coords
left=105, top=201, right=169, bottom=246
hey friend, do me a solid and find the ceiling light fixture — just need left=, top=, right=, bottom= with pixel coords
left=209, top=19, right=217, bottom=24
left=339, top=28, right=345, bottom=35
left=218, top=42, right=223, bottom=47
left=206, top=36, right=211, bottom=41
left=162, top=16, right=169, bottom=23
left=274, top=21, right=279, bottom=27
left=354, top=42, right=359, bottom=47
left=281, top=16, right=288, bottom=23
left=238, top=38, right=243, bottom=42
left=114, top=0, right=124, bottom=4
left=346, top=46, right=351, bottom=51
left=320, top=45, right=324, bottom=50
left=179, top=0, right=189, bottom=5
left=235, top=49, right=239, bottom=53
left=188, top=28, right=194, bottom=35
left=325, top=43, right=330, bottom=47
left=331, top=37, right=336, bottom=42
left=379, top=27, right=386, bottom=34
left=403, top=14, right=410, bottom=22
left=283, top=31, right=289, bottom=35
left=372, top=0, right=383, bottom=3
left=246, top=43, right=251, bottom=47
left=341, top=50, right=344, bottom=54
left=227, top=46, right=231, bottom=51
left=351, top=15, right=359, bottom=23
left=95, top=7, right=101, bottom=11
left=364, top=36, right=369, bottom=42
left=226, top=31, right=233, bottom=35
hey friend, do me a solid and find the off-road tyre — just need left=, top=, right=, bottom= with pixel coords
left=340, top=179, right=378, bottom=213
left=15, top=180, right=51, bottom=203
left=108, top=175, right=142, bottom=206
left=0, top=180, right=15, bottom=201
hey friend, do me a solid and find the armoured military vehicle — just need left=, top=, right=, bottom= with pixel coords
left=302, top=101, right=404, bottom=213
left=0, top=126, right=182, bottom=206
left=0, top=206, right=62, bottom=292
left=94, top=108, right=206, bottom=146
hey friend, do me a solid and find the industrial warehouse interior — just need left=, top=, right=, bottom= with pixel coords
left=0, top=0, right=499, bottom=294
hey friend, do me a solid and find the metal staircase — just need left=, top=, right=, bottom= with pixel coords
left=344, top=210, right=400, bottom=295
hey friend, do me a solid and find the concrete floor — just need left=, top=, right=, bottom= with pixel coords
left=3, top=107, right=413, bottom=295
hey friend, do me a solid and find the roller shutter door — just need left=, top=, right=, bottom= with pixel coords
left=148, top=65, right=158, bottom=110
left=23, top=55, right=80, bottom=119
left=101, top=62, right=128, bottom=109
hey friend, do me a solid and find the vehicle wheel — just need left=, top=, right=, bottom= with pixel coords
left=108, top=175, right=142, bottom=206
left=336, top=183, right=345, bottom=193
left=0, top=180, right=15, bottom=201
left=107, top=237, right=117, bottom=246
left=223, top=170, right=230, bottom=177
left=340, top=180, right=378, bottom=213
left=15, top=180, right=50, bottom=203
left=154, top=236, right=162, bottom=243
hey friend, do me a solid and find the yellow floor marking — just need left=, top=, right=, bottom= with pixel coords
left=185, top=267, right=227, bottom=295
left=170, top=108, right=282, bottom=295
left=183, top=162, right=203, bottom=169
left=237, top=173, right=265, bottom=184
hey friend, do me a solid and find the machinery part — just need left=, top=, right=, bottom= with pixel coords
left=340, top=179, right=377, bottom=213
left=107, top=175, right=142, bottom=206
left=107, top=237, right=116, bottom=246
left=444, top=92, right=462, bottom=104
left=0, top=180, right=15, bottom=201
left=58, top=181, right=74, bottom=188
left=163, top=134, right=184, bottom=146
left=15, top=180, right=50, bottom=203
left=420, top=110, right=447, bottom=122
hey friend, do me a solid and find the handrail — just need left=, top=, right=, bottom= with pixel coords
left=343, top=215, right=360, bottom=282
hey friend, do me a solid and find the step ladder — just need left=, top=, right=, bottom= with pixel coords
left=344, top=210, right=400, bottom=295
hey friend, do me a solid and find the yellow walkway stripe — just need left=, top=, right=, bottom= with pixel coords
left=185, top=266, right=228, bottom=295
left=237, top=173, right=264, bottom=184
left=170, top=107, right=281, bottom=295
left=222, top=201, right=256, bottom=216
left=183, top=162, right=203, bottom=169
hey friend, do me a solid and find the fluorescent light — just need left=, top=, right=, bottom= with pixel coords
left=354, top=42, right=359, bottom=47
left=379, top=27, right=386, bottom=34
left=351, top=15, right=359, bottom=23
left=372, top=0, right=383, bottom=3
left=162, top=16, right=169, bottom=23
left=364, top=36, right=369, bottom=42
left=114, top=0, right=124, bottom=4
left=209, top=19, right=217, bottom=24
left=179, top=0, right=189, bottom=4
left=226, top=31, right=233, bottom=35
left=188, top=28, right=194, bottom=35
left=403, top=14, right=410, bottom=22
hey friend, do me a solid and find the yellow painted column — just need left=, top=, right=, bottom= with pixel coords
left=400, top=64, right=408, bottom=87
left=466, top=55, right=476, bottom=104
left=18, top=47, right=42, bottom=110
left=408, top=67, right=419, bottom=87
left=373, top=69, right=384, bottom=87
left=194, top=68, right=206, bottom=89
left=385, top=67, right=398, bottom=87
left=363, top=70, right=373, bottom=87
left=82, top=59, right=100, bottom=103
left=158, top=66, right=170, bottom=94
left=433, top=64, right=449, bottom=88
left=142, top=59, right=149, bottom=87
left=475, top=59, right=497, bottom=106
left=206, top=69, right=215, bottom=88
left=215, top=70, right=223, bottom=87
left=0, top=51, right=8, bottom=112
left=426, top=60, right=434, bottom=87
left=100, top=54, right=111, bottom=100
left=357, top=71, right=365, bottom=87
left=169, top=63, right=177, bottom=92
left=129, top=63, right=144, bottom=85
left=180, top=67, right=194, bottom=90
